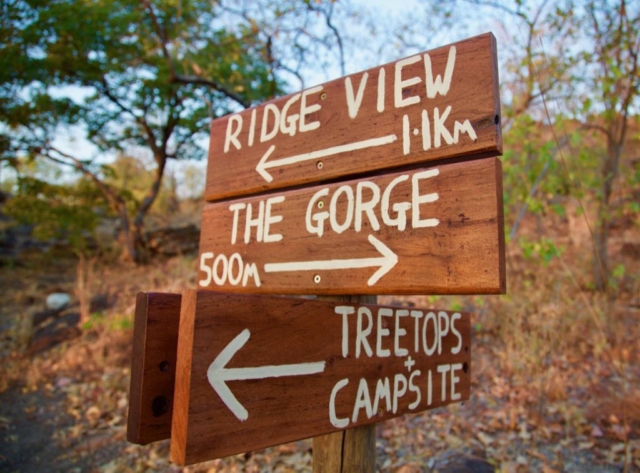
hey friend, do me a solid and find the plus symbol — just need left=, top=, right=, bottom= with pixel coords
left=404, top=356, right=415, bottom=372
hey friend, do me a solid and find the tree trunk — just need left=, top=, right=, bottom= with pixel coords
left=592, top=204, right=609, bottom=291
left=592, top=137, right=622, bottom=291
left=117, top=204, right=140, bottom=263
left=129, top=154, right=167, bottom=264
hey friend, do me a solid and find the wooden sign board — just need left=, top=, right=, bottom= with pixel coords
left=197, top=157, right=505, bottom=295
left=127, top=292, right=182, bottom=445
left=206, top=33, right=501, bottom=201
left=171, top=291, right=471, bottom=465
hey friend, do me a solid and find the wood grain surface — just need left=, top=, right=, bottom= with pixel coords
left=205, top=33, right=501, bottom=201
left=127, top=292, right=181, bottom=445
left=170, top=291, right=471, bottom=465
left=312, top=295, right=377, bottom=473
left=197, top=157, right=505, bottom=295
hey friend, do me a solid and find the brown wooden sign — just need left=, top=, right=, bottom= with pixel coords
left=170, top=291, right=471, bottom=465
left=127, top=292, right=181, bottom=445
left=197, top=157, right=505, bottom=295
left=205, top=33, right=501, bottom=201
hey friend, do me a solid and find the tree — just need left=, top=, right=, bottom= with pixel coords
left=411, top=0, right=639, bottom=290
left=0, top=0, right=350, bottom=262
left=566, top=0, right=640, bottom=290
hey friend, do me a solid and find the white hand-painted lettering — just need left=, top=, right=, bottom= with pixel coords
left=264, top=196, right=286, bottom=243
left=450, top=313, right=463, bottom=354
left=280, top=94, right=302, bottom=137
left=198, top=252, right=261, bottom=288
left=352, top=378, right=373, bottom=422
left=408, top=370, right=421, bottom=409
left=394, top=310, right=409, bottom=356
left=335, top=306, right=355, bottom=357
left=330, top=185, right=354, bottom=234
left=355, top=181, right=381, bottom=232
left=224, top=114, right=243, bottom=152
left=412, top=169, right=440, bottom=228
left=345, top=73, right=369, bottom=119
left=403, top=114, right=411, bottom=155
left=424, top=46, right=456, bottom=98
left=299, top=86, right=323, bottom=132
left=394, top=55, right=422, bottom=108
left=377, top=67, right=386, bottom=113
left=356, top=307, right=374, bottom=358
left=247, top=108, right=257, bottom=147
left=260, top=103, right=280, bottom=143
left=326, top=307, right=466, bottom=428
left=376, top=308, right=392, bottom=357
left=229, top=196, right=285, bottom=244
left=329, top=378, right=350, bottom=428
left=306, top=169, right=439, bottom=237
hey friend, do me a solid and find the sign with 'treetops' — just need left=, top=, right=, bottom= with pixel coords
left=170, top=292, right=471, bottom=465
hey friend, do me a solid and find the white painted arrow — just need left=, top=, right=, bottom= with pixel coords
left=207, top=328, right=325, bottom=422
left=256, top=134, right=398, bottom=182
left=263, top=234, right=398, bottom=286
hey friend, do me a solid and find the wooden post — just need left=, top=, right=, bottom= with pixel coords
left=313, top=295, right=376, bottom=473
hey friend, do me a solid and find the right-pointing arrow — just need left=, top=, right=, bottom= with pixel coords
left=264, top=234, right=398, bottom=286
left=207, top=329, right=326, bottom=422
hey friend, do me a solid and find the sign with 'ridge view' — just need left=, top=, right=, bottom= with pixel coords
left=205, top=33, right=501, bottom=201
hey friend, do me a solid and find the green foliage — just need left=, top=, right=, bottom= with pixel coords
left=81, top=311, right=132, bottom=331
left=3, top=175, right=108, bottom=252
left=0, top=0, right=349, bottom=261
left=519, top=236, right=564, bottom=266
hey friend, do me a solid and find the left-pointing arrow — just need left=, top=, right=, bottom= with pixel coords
left=207, top=328, right=326, bottom=422
left=256, top=133, right=398, bottom=182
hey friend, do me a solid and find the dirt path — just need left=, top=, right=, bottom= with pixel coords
left=0, top=386, right=89, bottom=472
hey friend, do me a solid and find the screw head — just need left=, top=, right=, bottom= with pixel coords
left=314, top=274, right=321, bottom=284
left=320, top=93, right=327, bottom=100
left=317, top=201, right=324, bottom=209
left=316, top=161, right=324, bottom=170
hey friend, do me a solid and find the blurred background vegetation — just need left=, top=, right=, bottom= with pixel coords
left=0, top=0, right=638, bottom=471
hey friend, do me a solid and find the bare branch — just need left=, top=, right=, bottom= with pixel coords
left=141, top=0, right=250, bottom=108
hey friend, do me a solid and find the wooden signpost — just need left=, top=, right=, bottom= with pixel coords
left=205, top=33, right=501, bottom=201
left=170, top=291, right=471, bottom=465
left=198, top=157, right=505, bottom=295
left=127, top=32, right=505, bottom=471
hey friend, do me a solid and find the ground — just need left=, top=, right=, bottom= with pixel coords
left=0, top=232, right=638, bottom=472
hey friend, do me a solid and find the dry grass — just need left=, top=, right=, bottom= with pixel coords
left=0, top=208, right=638, bottom=470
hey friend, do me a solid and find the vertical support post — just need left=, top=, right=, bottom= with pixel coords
left=312, top=295, right=377, bottom=473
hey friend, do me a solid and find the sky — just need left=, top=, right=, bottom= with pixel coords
left=6, top=0, right=476, bottom=199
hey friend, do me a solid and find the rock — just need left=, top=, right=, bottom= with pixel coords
left=145, top=224, right=200, bottom=256
left=45, top=293, right=71, bottom=311
left=439, top=455, right=495, bottom=473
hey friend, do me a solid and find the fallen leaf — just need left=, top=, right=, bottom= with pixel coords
left=610, top=443, right=626, bottom=453
left=477, top=431, right=494, bottom=446
left=541, top=465, right=559, bottom=473
left=518, top=422, right=531, bottom=440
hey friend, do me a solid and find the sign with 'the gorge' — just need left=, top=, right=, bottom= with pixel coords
left=198, top=157, right=505, bottom=295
